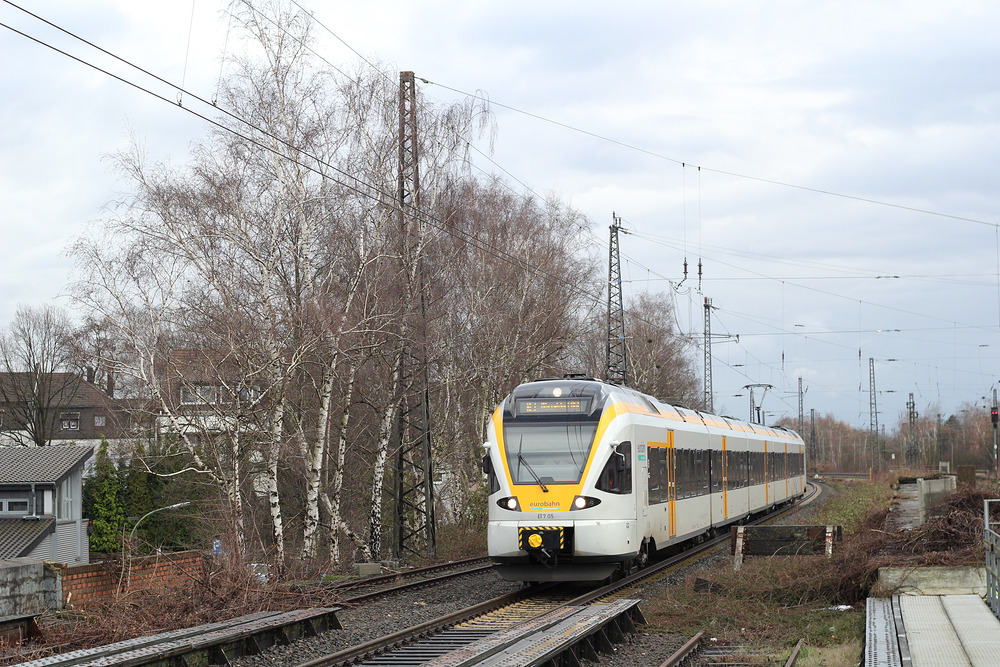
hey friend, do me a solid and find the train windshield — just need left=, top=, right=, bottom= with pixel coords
left=504, top=422, right=599, bottom=485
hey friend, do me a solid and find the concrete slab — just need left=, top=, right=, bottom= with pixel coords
left=885, top=483, right=921, bottom=530
left=899, top=596, right=971, bottom=666
left=878, top=567, right=987, bottom=596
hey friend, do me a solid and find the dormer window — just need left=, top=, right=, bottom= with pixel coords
left=60, top=412, right=80, bottom=430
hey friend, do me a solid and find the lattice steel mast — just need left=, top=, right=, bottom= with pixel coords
left=606, top=213, right=627, bottom=385
left=869, top=357, right=879, bottom=473
left=392, top=71, right=436, bottom=561
left=703, top=297, right=713, bottom=413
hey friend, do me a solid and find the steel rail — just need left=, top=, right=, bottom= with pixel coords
left=292, top=588, right=537, bottom=667
left=317, top=557, right=492, bottom=594
left=658, top=630, right=703, bottom=667
left=337, top=563, right=495, bottom=605
left=565, top=482, right=820, bottom=606
left=294, top=483, right=820, bottom=667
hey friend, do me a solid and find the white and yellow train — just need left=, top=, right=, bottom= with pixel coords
left=483, top=376, right=806, bottom=581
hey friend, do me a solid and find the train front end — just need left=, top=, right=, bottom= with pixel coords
left=484, top=378, right=638, bottom=582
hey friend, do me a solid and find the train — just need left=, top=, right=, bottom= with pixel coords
left=483, top=376, right=806, bottom=582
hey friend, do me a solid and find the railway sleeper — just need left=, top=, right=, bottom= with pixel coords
left=400, top=598, right=645, bottom=667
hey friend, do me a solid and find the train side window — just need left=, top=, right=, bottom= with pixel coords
left=647, top=447, right=661, bottom=503
left=598, top=441, right=632, bottom=495
left=482, top=454, right=500, bottom=495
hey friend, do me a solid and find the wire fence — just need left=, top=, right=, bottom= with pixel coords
left=985, top=499, right=1000, bottom=619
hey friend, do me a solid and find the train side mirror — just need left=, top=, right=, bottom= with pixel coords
left=481, top=454, right=492, bottom=475
left=612, top=441, right=630, bottom=472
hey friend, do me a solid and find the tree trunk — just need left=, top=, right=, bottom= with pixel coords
left=368, top=353, right=402, bottom=562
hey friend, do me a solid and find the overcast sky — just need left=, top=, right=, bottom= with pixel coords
left=2, top=0, right=999, bottom=432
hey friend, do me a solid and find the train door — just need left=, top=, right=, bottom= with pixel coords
left=639, top=441, right=648, bottom=519
left=784, top=442, right=789, bottom=499
left=666, top=431, right=676, bottom=538
left=763, top=441, right=769, bottom=505
left=721, top=436, right=728, bottom=519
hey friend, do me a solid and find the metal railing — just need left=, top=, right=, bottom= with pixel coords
left=985, top=499, right=1000, bottom=619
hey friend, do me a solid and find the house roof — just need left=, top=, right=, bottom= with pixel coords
left=0, top=517, right=56, bottom=560
left=0, top=372, right=112, bottom=407
left=0, top=445, right=93, bottom=484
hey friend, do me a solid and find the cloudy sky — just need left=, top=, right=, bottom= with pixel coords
left=2, top=0, right=999, bottom=432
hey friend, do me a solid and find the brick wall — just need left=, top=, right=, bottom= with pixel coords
left=61, top=550, right=203, bottom=607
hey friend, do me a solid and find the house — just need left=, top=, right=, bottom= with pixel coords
left=0, top=445, right=93, bottom=564
left=0, top=372, right=135, bottom=449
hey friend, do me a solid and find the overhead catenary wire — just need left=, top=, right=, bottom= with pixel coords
left=0, top=1, right=605, bottom=309
left=216, top=1, right=1000, bottom=412
left=6, top=0, right=997, bottom=426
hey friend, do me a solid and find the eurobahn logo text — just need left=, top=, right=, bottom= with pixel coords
left=529, top=501, right=561, bottom=510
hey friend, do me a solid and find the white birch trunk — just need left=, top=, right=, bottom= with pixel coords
left=368, top=353, right=402, bottom=561
left=327, top=362, right=355, bottom=562
left=301, top=363, right=334, bottom=560
left=267, top=395, right=285, bottom=566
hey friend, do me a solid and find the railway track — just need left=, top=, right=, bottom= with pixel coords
left=19, top=485, right=819, bottom=667
left=316, top=557, right=492, bottom=598
left=288, top=483, right=820, bottom=667
left=658, top=632, right=806, bottom=666
left=324, top=558, right=495, bottom=605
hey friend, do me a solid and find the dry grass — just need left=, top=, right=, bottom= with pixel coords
left=642, top=478, right=998, bottom=661
left=4, top=479, right=995, bottom=665
left=2, top=555, right=342, bottom=666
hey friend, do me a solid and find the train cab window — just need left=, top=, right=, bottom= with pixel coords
left=597, top=441, right=632, bottom=494
left=504, top=422, right=599, bottom=485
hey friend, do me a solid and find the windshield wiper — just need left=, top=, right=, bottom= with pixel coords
left=517, top=452, right=549, bottom=492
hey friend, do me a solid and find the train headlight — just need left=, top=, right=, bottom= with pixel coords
left=570, top=495, right=602, bottom=510
left=496, top=496, right=521, bottom=511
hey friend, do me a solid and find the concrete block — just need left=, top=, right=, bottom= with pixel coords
left=0, top=558, right=60, bottom=617
left=353, top=562, right=382, bottom=576
left=878, top=566, right=987, bottom=596
left=917, top=476, right=956, bottom=525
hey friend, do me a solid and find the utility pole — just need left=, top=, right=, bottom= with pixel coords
left=810, top=408, right=816, bottom=471
left=992, top=387, right=998, bottom=477
left=907, top=392, right=917, bottom=465
left=606, top=213, right=627, bottom=385
left=869, top=358, right=878, bottom=474
left=797, top=377, right=804, bottom=435
left=392, top=71, right=435, bottom=561
left=703, top=297, right=713, bottom=413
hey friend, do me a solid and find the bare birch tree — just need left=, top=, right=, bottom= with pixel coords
left=0, top=304, right=78, bottom=446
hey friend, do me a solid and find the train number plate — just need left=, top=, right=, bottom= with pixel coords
left=536, top=513, right=555, bottom=519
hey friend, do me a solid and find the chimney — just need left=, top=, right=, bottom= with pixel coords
left=107, top=371, right=115, bottom=398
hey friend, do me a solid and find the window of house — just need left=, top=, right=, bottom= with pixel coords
left=60, top=412, right=81, bottom=430
left=57, top=477, right=73, bottom=519
left=94, top=415, right=106, bottom=427
left=7, top=500, right=29, bottom=513
left=181, top=385, right=220, bottom=404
